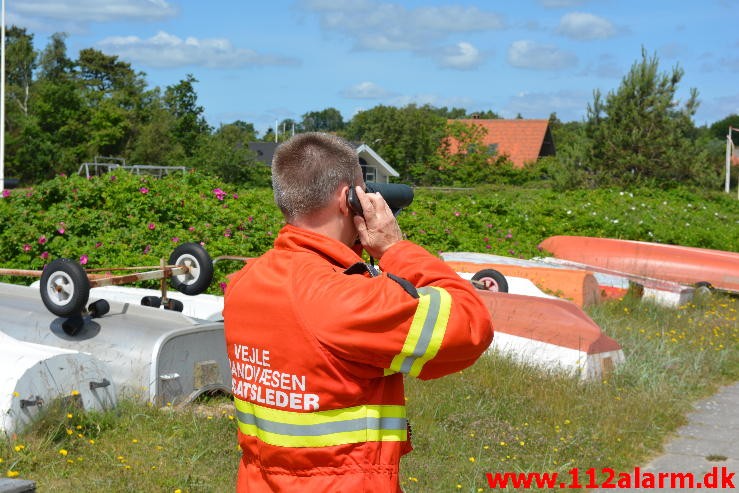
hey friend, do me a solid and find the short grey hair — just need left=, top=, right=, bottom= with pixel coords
left=272, top=132, right=360, bottom=222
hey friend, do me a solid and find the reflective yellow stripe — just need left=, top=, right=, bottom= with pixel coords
left=233, top=397, right=407, bottom=448
left=387, top=286, right=452, bottom=377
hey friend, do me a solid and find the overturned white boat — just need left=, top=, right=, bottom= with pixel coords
left=0, top=282, right=230, bottom=406
left=0, top=331, right=116, bottom=435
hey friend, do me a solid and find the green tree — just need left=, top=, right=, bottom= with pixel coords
left=5, top=26, right=37, bottom=119
left=163, top=74, right=211, bottom=158
left=195, top=122, right=269, bottom=185
left=584, top=49, right=708, bottom=187
left=301, top=108, right=345, bottom=132
left=709, top=114, right=739, bottom=145
left=343, top=104, right=447, bottom=182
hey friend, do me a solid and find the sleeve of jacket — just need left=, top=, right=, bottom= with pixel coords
left=293, top=241, right=493, bottom=381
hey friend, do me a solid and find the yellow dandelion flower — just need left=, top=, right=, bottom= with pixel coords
left=66, top=413, right=73, bottom=419
left=483, top=445, right=489, bottom=450
left=0, top=458, right=3, bottom=464
left=156, top=445, right=164, bottom=451
left=519, top=441, right=525, bottom=446
left=409, top=477, right=418, bottom=482
left=499, top=441, right=506, bottom=446
left=117, top=456, right=125, bottom=461
left=12, top=392, right=19, bottom=398
left=6, top=471, right=20, bottom=478
left=66, top=459, right=74, bottom=464
left=132, top=439, right=139, bottom=444
left=71, top=390, right=80, bottom=396
left=59, top=449, right=68, bottom=456
left=175, top=489, right=183, bottom=493
left=66, top=429, right=73, bottom=436
left=564, top=419, right=571, bottom=425
left=124, top=465, right=131, bottom=470
left=456, top=484, right=462, bottom=489
left=13, top=445, right=24, bottom=452
left=468, top=457, right=475, bottom=463
left=228, top=415, right=234, bottom=420
left=89, top=439, right=95, bottom=445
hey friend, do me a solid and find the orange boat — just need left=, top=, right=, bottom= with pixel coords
left=475, top=290, right=624, bottom=380
left=539, top=236, right=739, bottom=294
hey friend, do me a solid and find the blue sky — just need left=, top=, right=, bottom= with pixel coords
left=9, top=0, right=739, bottom=136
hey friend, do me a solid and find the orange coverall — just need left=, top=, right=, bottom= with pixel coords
left=223, top=224, right=493, bottom=492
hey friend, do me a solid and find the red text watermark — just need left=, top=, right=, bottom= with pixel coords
left=485, top=466, right=735, bottom=489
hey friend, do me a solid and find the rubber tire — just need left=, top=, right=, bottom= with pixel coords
left=164, top=298, right=184, bottom=312
left=169, top=242, right=214, bottom=295
left=471, top=268, right=509, bottom=293
left=141, top=296, right=162, bottom=308
left=88, top=299, right=110, bottom=318
left=694, top=281, right=713, bottom=297
left=40, top=259, right=90, bottom=317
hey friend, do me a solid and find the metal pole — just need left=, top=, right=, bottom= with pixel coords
left=726, top=128, right=732, bottom=194
left=0, top=0, right=6, bottom=192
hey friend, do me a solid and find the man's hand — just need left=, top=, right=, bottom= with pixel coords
left=352, top=186, right=403, bottom=259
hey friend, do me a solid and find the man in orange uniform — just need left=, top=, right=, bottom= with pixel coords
left=223, top=132, right=493, bottom=492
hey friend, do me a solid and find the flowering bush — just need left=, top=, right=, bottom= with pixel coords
left=0, top=172, right=736, bottom=292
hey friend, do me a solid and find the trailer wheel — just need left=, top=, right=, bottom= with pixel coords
left=164, top=298, right=184, bottom=312
left=141, top=296, right=162, bottom=308
left=40, top=259, right=91, bottom=317
left=169, top=243, right=214, bottom=295
left=694, top=281, right=713, bottom=297
left=471, top=268, right=509, bottom=293
left=88, top=299, right=110, bottom=318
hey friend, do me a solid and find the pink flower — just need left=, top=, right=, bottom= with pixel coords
left=219, top=282, right=228, bottom=293
left=212, top=188, right=226, bottom=201
left=57, top=227, right=65, bottom=235
left=247, top=216, right=254, bottom=222
left=171, top=237, right=179, bottom=243
left=22, top=244, right=31, bottom=252
left=505, top=233, right=513, bottom=239
left=40, top=251, right=49, bottom=260
left=224, top=229, right=232, bottom=238
left=95, top=242, right=103, bottom=248
left=1, top=190, right=9, bottom=198
left=147, top=223, right=156, bottom=230
left=38, top=235, right=47, bottom=245
left=188, top=226, right=195, bottom=232
left=79, top=254, right=88, bottom=265
left=232, top=193, right=239, bottom=200
left=454, top=211, right=460, bottom=217
left=143, top=245, right=151, bottom=254
left=140, top=187, right=149, bottom=194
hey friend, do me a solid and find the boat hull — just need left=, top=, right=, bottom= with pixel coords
left=539, top=236, right=739, bottom=294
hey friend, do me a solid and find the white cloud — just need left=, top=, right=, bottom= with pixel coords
left=299, top=0, right=503, bottom=69
left=504, top=89, right=590, bottom=121
left=434, top=42, right=485, bottom=70
left=98, top=31, right=300, bottom=69
left=508, top=40, right=578, bottom=70
left=342, top=81, right=393, bottom=99
left=13, top=0, right=177, bottom=23
left=557, top=12, right=616, bottom=40
left=538, top=0, right=590, bottom=7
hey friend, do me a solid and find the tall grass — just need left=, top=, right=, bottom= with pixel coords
left=2, top=293, right=736, bottom=492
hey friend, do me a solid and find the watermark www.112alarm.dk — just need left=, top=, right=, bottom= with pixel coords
left=485, top=466, right=735, bottom=489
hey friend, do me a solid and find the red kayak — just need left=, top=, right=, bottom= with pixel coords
left=539, top=236, right=739, bottom=294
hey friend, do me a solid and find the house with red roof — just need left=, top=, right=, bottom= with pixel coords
left=446, top=118, right=556, bottom=168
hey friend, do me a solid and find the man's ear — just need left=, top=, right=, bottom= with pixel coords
left=338, top=184, right=352, bottom=216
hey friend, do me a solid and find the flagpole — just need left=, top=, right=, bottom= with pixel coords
left=1, top=0, right=6, bottom=192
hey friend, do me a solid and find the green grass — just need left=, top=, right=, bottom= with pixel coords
left=2, top=293, right=736, bottom=492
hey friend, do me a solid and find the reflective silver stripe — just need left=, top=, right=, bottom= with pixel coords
left=235, top=409, right=407, bottom=437
left=398, top=287, right=441, bottom=374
